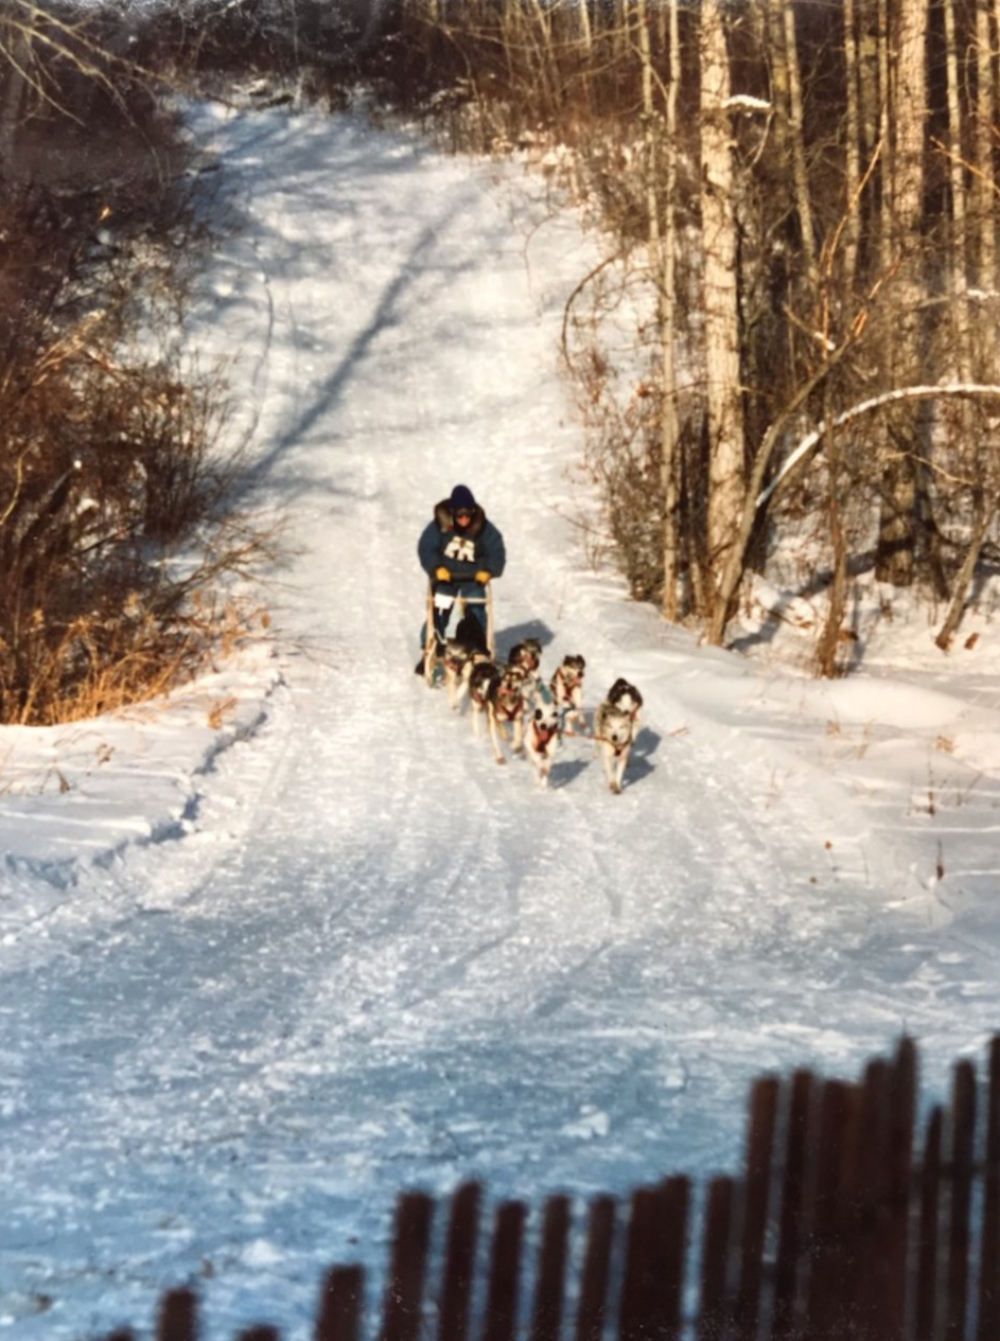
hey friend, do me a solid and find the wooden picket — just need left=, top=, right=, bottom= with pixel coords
left=106, top=1033, right=1000, bottom=1341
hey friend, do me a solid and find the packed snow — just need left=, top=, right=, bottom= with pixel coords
left=1, top=99, right=998, bottom=1340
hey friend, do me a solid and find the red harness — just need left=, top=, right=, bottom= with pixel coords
left=531, top=719, right=560, bottom=751
left=494, top=685, right=524, bottom=721
left=552, top=668, right=582, bottom=706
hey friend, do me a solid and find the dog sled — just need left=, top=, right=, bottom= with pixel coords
left=423, top=581, right=495, bottom=688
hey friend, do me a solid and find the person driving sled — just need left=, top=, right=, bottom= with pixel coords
left=416, top=484, right=506, bottom=674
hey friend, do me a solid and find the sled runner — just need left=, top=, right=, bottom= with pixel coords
left=424, top=581, right=495, bottom=687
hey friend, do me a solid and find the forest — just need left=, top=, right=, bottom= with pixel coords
left=1, top=0, right=998, bottom=724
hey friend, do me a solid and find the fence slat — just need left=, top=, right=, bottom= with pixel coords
left=236, top=1327, right=281, bottom=1341
left=315, top=1266, right=364, bottom=1341
left=945, top=1060, right=977, bottom=1341
left=803, top=1079, right=855, bottom=1332
left=734, top=1076, right=780, bottom=1341
left=659, top=1176, right=690, bottom=1341
left=915, top=1106, right=943, bottom=1341
left=856, top=1059, right=892, bottom=1338
left=618, top=1185, right=659, bottom=1341
left=379, top=1192, right=435, bottom=1341
left=574, top=1196, right=617, bottom=1341
left=438, top=1182, right=482, bottom=1341
left=530, top=1195, right=571, bottom=1341
left=770, top=1069, right=813, bottom=1341
left=481, top=1200, right=527, bottom=1341
left=978, top=1036, right=1000, bottom=1341
left=156, top=1287, right=198, bottom=1341
left=697, top=1176, right=733, bottom=1341
left=885, top=1036, right=917, bottom=1339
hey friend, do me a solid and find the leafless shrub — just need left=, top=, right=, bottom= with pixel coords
left=0, top=128, right=274, bottom=726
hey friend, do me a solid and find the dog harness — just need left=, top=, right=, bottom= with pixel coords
left=530, top=718, right=560, bottom=750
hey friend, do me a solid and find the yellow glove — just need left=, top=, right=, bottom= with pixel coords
left=435, top=566, right=451, bottom=582
left=475, top=570, right=492, bottom=584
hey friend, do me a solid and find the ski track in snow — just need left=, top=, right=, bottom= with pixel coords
left=2, top=104, right=998, bottom=1340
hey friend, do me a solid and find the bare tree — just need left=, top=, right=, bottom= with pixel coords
left=699, top=0, right=745, bottom=592
left=874, top=0, right=928, bottom=587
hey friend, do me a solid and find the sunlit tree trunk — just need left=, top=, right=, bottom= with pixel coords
left=780, top=0, right=817, bottom=283
left=973, top=0, right=998, bottom=356
left=875, top=0, right=927, bottom=587
left=660, top=0, right=682, bottom=621
left=842, top=0, right=862, bottom=286
left=943, top=0, right=970, bottom=332
left=699, top=0, right=745, bottom=586
left=576, top=0, right=593, bottom=54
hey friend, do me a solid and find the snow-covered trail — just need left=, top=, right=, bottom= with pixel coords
left=3, top=105, right=998, bottom=1340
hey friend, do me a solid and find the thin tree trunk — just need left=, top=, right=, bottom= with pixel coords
left=0, top=26, right=30, bottom=175
left=576, top=0, right=592, bottom=54
left=816, top=412, right=849, bottom=678
left=781, top=0, right=817, bottom=284
left=875, top=0, right=927, bottom=587
left=660, top=0, right=682, bottom=622
left=842, top=0, right=862, bottom=286
left=935, top=495, right=998, bottom=649
left=876, top=0, right=892, bottom=279
left=700, top=0, right=745, bottom=588
left=974, top=0, right=997, bottom=358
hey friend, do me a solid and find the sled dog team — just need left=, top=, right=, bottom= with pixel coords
left=435, top=634, right=643, bottom=793
left=416, top=483, right=643, bottom=792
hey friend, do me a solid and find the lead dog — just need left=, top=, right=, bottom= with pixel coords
left=606, top=676, right=643, bottom=724
left=594, top=678, right=643, bottom=794
left=524, top=695, right=562, bottom=787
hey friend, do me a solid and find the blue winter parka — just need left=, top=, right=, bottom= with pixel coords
left=418, top=498, right=506, bottom=585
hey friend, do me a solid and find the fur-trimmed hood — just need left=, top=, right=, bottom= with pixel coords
left=433, top=497, right=485, bottom=540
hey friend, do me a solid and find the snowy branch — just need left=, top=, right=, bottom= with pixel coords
left=757, top=383, right=1000, bottom=509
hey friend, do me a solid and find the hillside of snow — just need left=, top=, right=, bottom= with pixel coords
left=1, top=100, right=998, bottom=1340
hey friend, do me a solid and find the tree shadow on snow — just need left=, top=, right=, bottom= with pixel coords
left=494, top=620, right=555, bottom=658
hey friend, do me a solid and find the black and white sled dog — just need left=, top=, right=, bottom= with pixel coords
left=441, top=637, right=490, bottom=712
left=524, top=694, right=562, bottom=787
left=594, top=677, right=643, bottom=794
left=606, top=677, right=643, bottom=725
left=550, top=653, right=586, bottom=728
left=470, top=660, right=529, bottom=764
left=508, top=638, right=543, bottom=693
left=509, top=637, right=542, bottom=672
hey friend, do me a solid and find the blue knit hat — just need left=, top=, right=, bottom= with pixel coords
left=450, top=484, right=476, bottom=512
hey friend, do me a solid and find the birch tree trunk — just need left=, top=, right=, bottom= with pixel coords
left=842, top=0, right=862, bottom=286
left=699, top=0, right=745, bottom=587
left=973, top=0, right=997, bottom=360
left=874, top=0, right=927, bottom=587
left=660, top=0, right=682, bottom=621
left=781, top=0, right=817, bottom=284
left=576, top=0, right=593, bottom=54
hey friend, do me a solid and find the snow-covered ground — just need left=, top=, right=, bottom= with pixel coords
left=1, top=101, right=998, bottom=1340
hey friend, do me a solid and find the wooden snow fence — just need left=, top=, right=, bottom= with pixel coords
left=102, top=1034, right=998, bottom=1341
